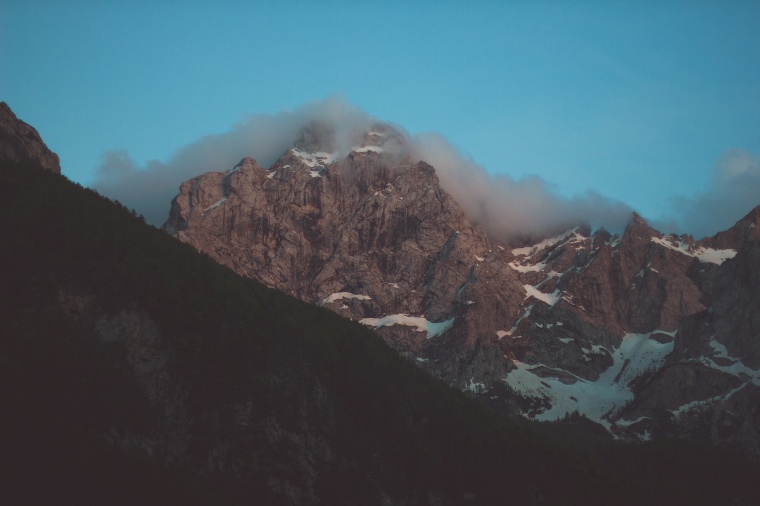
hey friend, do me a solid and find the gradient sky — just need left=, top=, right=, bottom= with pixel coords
left=2, top=1, right=759, bottom=237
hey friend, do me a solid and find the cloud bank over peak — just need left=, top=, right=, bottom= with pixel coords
left=406, top=133, right=633, bottom=240
left=94, top=97, right=376, bottom=225
left=95, top=97, right=641, bottom=240
left=671, top=149, right=760, bottom=239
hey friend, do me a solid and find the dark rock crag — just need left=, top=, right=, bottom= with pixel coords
left=0, top=102, right=61, bottom=174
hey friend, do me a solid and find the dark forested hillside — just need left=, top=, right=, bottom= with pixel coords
left=1, top=161, right=758, bottom=505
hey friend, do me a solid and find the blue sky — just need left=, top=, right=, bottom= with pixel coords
left=3, top=1, right=759, bottom=237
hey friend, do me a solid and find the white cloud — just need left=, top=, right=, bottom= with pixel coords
left=93, top=97, right=633, bottom=239
left=93, top=97, right=376, bottom=225
left=407, top=133, right=632, bottom=240
left=671, top=149, right=760, bottom=238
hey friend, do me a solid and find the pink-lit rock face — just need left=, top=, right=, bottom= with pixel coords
left=164, top=122, right=760, bottom=458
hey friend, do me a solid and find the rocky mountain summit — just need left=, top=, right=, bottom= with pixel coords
left=0, top=102, right=60, bottom=174
left=164, top=122, right=760, bottom=457
left=164, top=123, right=526, bottom=386
left=7, top=107, right=760, bottom=504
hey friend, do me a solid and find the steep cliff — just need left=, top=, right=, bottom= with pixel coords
left=164, top=125, right=527, bottom=390
left=164, top=122, right=760, bottom=457
left=0, top=102, right=61, bottom=174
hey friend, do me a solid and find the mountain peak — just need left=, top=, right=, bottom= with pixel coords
left=707, top=204, right=760, bottom=249
left=161, top=120, right=760, bottom=460
left=293, top=121, right=336, bottom=153
left=234, top=156, right=260, bottom=171
left=0, top=102, right=61, bottom=174
left=360, top=123, right=407, bottom=150
left=291, top=120, right=408, bottom=160
left=622, top=211, right=659, bottom=243
left=629, top=211, right=647, bottom=224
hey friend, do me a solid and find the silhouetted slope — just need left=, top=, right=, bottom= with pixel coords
left=1, top=162, right=759, bottom=505
left=0, top=161, right=610, bottom=504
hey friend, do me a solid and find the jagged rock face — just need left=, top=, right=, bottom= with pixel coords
left=706, top=206, right=760, bottom=249
left=613, top=237, right=760, bottom=457
left=164, top=123, right=760, bottom=457
left=0, top=102, right=61, bottom=174
left=164, top=137, right=527, bottom=387
left=545, top=214, right=708, bottom=337
left=503, top=208, right=760, bottom=454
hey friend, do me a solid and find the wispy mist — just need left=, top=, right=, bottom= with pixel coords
left=670, top=149, right=760, bottom=239
left=406, top=133, right=633, bottom=241
left=94, top=97, right=377, bottom=225
left=95, top=97, right=639, bottom=239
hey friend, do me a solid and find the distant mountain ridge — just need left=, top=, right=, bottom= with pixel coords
left=165, top=121, right=760, bottom=458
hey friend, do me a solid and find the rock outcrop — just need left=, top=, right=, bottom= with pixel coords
left=0, top=102, right=61, bottom=173
left=164, top=122, right=760, bottom=457
left=164, top=128, right=528, bottom=388
left=615, top=236, right=760, bottom=456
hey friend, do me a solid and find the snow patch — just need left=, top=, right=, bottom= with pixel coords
left=504, top=331, right=676, bottom=427
left=670, top=382, right=752, bottom=417
left=509, top=260, right=547, bottom=273
left=650, top=236, right=736, bottom=265
left=509, top=228, right=588, bottom=273
left=523, top=285, right=561, bottom=306
left=501, top=304, right=535, bottom=338
left=560, top=293, right=586, bottom=311
left=291, top=148, right=338, bottom=168
left=360, top=314, right=455, bottom=339
left=615, top=416, right=650, bottom=430
left=581, top=344, right=610, bottom=357
left=322, top=292, right=371, bottom=305
left=511, top=228, right=578, bottom=257
left=709, top=337, right=730, bottom=357
left=204, top=197, right=227, bottom=213
left=466, top=377, right=487, bottom=394
left=702, top=337, right=760, bottom=378
left=352, top=145, right=384, bottom=154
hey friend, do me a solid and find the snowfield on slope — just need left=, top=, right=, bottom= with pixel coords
left=360, top=314, right=455, bottom=339
left=505, top=331, right=676, bottom=428
left=321, top=292, right=372, bottom=305
left=510, top=228, right=584, bottom=257
left=291, top=148, right=338, bottom=168
left=650, top=236, right=736, bottom=265
left=523, top=285, right=561, bottom=306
